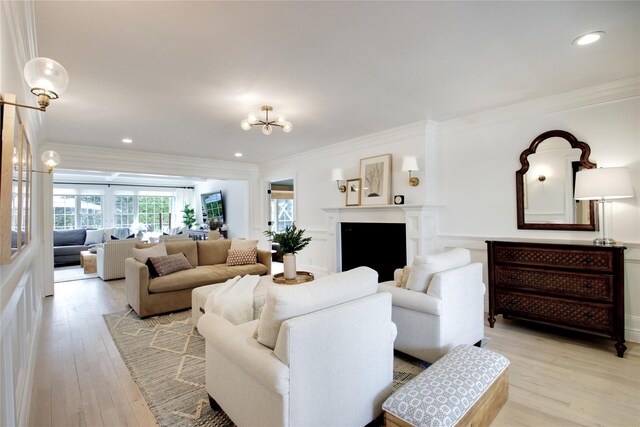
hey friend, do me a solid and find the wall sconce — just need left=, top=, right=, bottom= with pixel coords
left=402, top=156, right=420, bottom=186
left=331, top=168, right=346, bottom=192
left=0, top=57, right=69, bottom=112
left=33, top=151, right=61, bottom=174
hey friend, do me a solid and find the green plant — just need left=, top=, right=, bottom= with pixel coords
left=182, top=204, right=197, bottom=229
left=264, top=223, right=312, bottom=255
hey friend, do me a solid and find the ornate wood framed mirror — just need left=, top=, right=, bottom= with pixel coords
left=516, top=130, right=597, bottom=231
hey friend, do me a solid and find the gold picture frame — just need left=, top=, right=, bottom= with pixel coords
left=345, top=178, right=361, bottom=206
left=1, top=94, right=32, bottom=264
left=359, top=153, right=391, bottom=205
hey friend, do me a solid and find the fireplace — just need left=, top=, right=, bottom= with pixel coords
left=322, top=205, right=440, bottom=278
left=341, top=222, right=406, bottom=282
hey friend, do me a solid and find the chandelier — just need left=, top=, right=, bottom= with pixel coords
left=241, top=105, right=293, bottom=135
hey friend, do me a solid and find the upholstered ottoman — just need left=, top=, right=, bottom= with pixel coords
left=383, top=345, right=510, bottom=427
left=192, top=275, right=279, bottom=325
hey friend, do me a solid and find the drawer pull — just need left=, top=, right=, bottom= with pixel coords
left=583, top=257, right=593, bottom=264
left=584, top=283, right=594, bottom=289
left=585, top=311, right=594, bottom=319
left=509, top=299, right=517, bottom=305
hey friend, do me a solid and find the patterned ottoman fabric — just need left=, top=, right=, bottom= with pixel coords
left=382, top=344, right=510, bottom=427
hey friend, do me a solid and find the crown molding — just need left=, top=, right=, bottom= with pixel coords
left=260, top=120, right=428, bottom=173
left=439, top=76, right=640, bottom=135
left=42, top=142, right=259, bottom=180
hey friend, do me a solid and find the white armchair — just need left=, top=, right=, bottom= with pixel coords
left=96, top=238, right=141, bottom=280
left=378, top=248, right=485, bottom=363
left=198, top=267, right=397, bottom=427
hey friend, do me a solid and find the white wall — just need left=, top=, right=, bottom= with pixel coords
left=257, top=79, right=640, bottom=342
left=194, top=179, right=249, bottom=239
left=257, top=122, right=430, bottom=273
left=0, top=2, right=47, bottom=426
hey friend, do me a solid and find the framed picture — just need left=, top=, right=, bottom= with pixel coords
left=359, top=154, right=391, bottom=205
left=345, top=178, right=361, bottom=206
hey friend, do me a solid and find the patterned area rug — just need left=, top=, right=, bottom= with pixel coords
left=104, top=309, right=429, bottom=427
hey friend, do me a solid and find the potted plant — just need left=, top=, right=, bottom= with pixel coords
left=264, top=223, right=312, bottom=279
left=182, top=204, right=197, bottom=230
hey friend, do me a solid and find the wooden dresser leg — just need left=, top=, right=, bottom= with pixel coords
left=615, top=341, right=627, bottom=358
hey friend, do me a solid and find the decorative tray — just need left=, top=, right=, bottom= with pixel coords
left=272, top=271, right=315, bottom=285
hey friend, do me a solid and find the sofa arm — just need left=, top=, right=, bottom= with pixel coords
left=378, top=283, right=442, bottom=315
left=125, top=257, right=150, bottom=316
left=198, top=314, right=289, bottom=395
left=257, top=249, right=272, bottom=274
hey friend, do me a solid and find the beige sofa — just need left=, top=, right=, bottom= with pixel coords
left=125, top=239, right=271, bottom=317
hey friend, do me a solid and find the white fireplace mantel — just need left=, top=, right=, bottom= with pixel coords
left=321, top=205, right=442, bottom=274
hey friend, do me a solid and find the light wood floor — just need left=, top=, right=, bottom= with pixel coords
left=28, top=276, right=639, bottom=427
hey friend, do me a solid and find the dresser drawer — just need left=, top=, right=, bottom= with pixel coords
left=493, top=246, right=613, bottom=272
left=495, top=266, right=613, bottom=301
left=495, top=292, right=612, bottom=332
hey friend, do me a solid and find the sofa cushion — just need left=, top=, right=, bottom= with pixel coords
left=227, top=247, right=257, bottom=266
left=148, top=253, right=193, bottom=277
left=257, top=266, right=378, bottom=349
left=132, top=241, right=167, bottom=264
left=406, top=248, right=471, bottom=293
left=54, top=245, right=88, bottom=257
left=197, top=240, right=231, bottom=265
left=165, top=240, right=198, bottom=267
left=54, top=229, right=87, bottom=247
left=84, top=229, right=104, bottom=245
left=230, top=238, right=258, bottom=250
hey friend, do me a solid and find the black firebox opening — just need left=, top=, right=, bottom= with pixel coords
left=340, top=222, right=407, bottom=282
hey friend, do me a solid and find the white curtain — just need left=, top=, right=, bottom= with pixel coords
left=173, top=188, right=195, bottom=229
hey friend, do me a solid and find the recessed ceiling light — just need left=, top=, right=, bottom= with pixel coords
left=234, top=152, right=243, bottom=157
left=122, top=138, right=133, bottom=144
left=572, top=31, right=605, bottom=46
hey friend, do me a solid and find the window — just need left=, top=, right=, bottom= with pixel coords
left=271, top=199, right=294, bottom=233
left=114, top=196, right=135, bottom=228
left=137, top=196, right=172, bottom=231
left=53, top=195, right=102, bottom=230
left=79, top=195, right=102, bottom=228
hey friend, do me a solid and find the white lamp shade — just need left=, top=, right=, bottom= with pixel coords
left=401, top=155, right=419, bottom=172
left=331, top=168, right=345, bottom=181
left=574, top=167, right=635, bottom=200
left=23, top=57, right=69, bottom=96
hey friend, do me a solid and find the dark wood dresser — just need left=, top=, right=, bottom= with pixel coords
left=486, top=240, right=627, bottom=357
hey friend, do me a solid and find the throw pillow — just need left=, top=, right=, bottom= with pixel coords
left=132, top=241, right=167, bottom=264
left=397, top=266, right=411, bottom=288
left=226, top=247, right=257, bottom=266
left=84, top=229, right=104, bottom=246
left=145, top=258, right=160, bottom=277
left=405, top=248, right=471, bottom=293
left=126, top=233, right=135, bottom=239
left=147, top=253, right=193, bottom=277
left=110, top=235, right=119, bottom=240
left=230, top=238, right=258, bottom=251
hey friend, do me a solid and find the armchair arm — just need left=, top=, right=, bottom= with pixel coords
left=378, top=283, right=442, bottom=315
left=198, top=314, right=289, bottom=394
left=426, top=263, right=485, bottom=302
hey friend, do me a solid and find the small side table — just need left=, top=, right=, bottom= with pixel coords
left=80, top=250, right=97, bottom=274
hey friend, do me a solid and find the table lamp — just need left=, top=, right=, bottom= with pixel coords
left=574, top=167, right=635, bottom=245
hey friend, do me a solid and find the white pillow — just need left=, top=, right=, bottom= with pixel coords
left=85, top=229, right=104, bottom=245
left=405, top=248, right=471, bottom=293
left=230, top=238, right=258, bottom=251
left=256, top=267, right=378, bottom=349
left=132, top=241, right=167, bottom=264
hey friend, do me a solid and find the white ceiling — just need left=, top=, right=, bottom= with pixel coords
left=34, top=1, right=639, bottom=164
